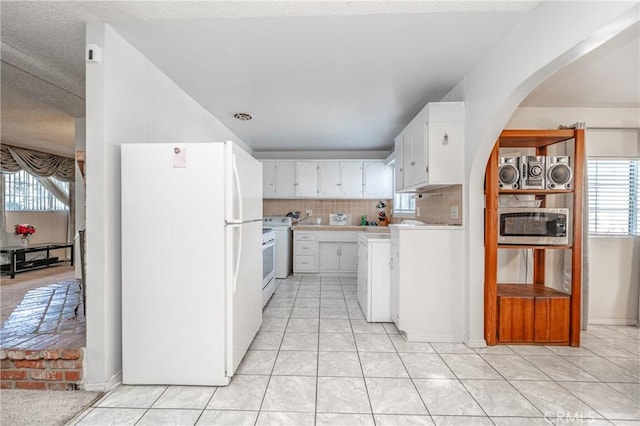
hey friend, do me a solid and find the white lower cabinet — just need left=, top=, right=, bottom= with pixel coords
left=293, top=232, right=318, bottom=273
left=390, top=224, right=464, bottom=342
left=294, top=230, right=359, bottom=276
left=319, top=242, right=357, bottom=273
left=357, top=234, right=391, bottom=322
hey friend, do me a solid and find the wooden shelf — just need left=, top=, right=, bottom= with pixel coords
left=498, top=189, right=573, bottom=195
left=484, top=128, right=584, bottom=347
left=498, top=245, right=572, bottom=250
left=498, top=284, right=570, bottom=298
left=498, top=129, right=576, bottom=148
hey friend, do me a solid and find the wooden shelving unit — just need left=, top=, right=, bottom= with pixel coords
left=484, top=129, right=585, bottom=346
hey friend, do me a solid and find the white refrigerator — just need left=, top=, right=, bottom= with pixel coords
left=121, top=142, right=263, bottom=386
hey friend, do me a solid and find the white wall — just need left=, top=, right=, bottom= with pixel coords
left=507, top=108, right=640, bottom=325
left=5, top=211, right=69, bottom=260
left=442, top=2, right=639, bottom=346
left=75, top=118, right=86, bottom=279
left=85, top=23, right=247, bottom=391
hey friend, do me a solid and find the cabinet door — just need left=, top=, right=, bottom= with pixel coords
left=389, top=239, right=400, bottom=326
left=534, top=297, right=570, bottom=343
left=426, top=120, right=463, bottom=185
left=274, top=161, right=296, bottom=197
left=394, top=135, right=404, bottom=191
left=262, top=161, right=276, bottom=198
left=363, top=161, right=393, bottom=199
left=318, top=162, right=341, bottom=198
left=319, top=243, right=340, bottom=271
left=339, top=243, right=358, bottom=272
left=497, top=296, right=534, bottom=343
left=357, top=242, right=368, bottom=317
left=296, top=161, right=318, bottom=197
left=340, top=162, right=363, bottom=198
left=404, top=116, right=427, bottom=188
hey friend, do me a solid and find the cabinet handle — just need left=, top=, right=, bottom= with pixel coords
left=410, top=161, right=415, bottom=166
left=301, top=261, right=309, bottom=265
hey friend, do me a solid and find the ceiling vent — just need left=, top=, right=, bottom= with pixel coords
left=233, top=112, right=253, bottom=121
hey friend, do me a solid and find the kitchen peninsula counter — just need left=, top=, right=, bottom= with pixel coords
left=293, top=224, right=390, bottom=233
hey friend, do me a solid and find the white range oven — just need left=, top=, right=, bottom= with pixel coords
left=262, top=228, right=276, bottom=307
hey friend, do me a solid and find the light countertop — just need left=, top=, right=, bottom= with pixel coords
left=293, top=224, right=391, bottom=233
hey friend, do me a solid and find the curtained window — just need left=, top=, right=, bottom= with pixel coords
left=5, top=170, right=69, bottom=211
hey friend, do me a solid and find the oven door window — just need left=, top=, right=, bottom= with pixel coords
left=263, top=243, right=275, bottom=282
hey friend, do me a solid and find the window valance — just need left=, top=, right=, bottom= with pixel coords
left=1, top=145, right=75, bottom=182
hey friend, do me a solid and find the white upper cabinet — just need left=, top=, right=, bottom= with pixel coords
left=262, top=161, right=296, bottom=198
left=296, top=161, right=319, bottom=197
left=318, top=161, right=363, bottom=198
left=318, top=162, right=341, bottom=198
left=395, top=102, right=464, bottom=192
left=263, top=159, right=392, bottom=199
left=339, top=161, right=363, bottom=198
left=393, top=135, right=404, bottom=191
left=263, top=160, right=277, bottom=198
left=363, top=161, right=393, bottom=199
left=274, top=161, right=296, bottom=197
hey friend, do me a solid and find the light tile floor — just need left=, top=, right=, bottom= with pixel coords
left=71, top=276, right=639, bottom=425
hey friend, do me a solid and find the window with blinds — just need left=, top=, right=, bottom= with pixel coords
left=4, top=170, right=69, bottom=211
left=587, top=158, right=639, bottom=236
left=394, top=193, right=416, bottom=215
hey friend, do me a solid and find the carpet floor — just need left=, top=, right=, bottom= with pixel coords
left=1, top=389, right=102, bottom=425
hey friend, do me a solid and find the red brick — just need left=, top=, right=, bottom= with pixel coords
left=0, top=381, right=14, bottom=389
left=14, top=360, right=45, bottom=369
left=48, top=382, right=77, bottom=390
left=24, top=350, right=41, bottom=360
left=1, top=370, right=27, bottom=380
left=49, top=360, right=82, bottom=369
left=60, top=349, right=81, bottom=360
left=1, top=359, right=12, bottom=369
left=42, top=350, right=60, bottom=360
left=30, top=370, right=63, bottom=381
left=16, top=381, right=46, bottom=390
left=6, top=350, right=25, bottom=360
left=65, top=371, right=82, bottom=381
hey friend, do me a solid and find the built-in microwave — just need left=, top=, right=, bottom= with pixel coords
left=498, top=207, right=569, bottom=245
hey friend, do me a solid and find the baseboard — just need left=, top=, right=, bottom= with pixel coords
left=465, top=338, right=488, bottom=348
left=83, top=370, right=122, bottom=392
left=588, top=318, right=639, bottom=326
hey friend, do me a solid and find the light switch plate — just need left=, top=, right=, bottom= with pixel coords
left=450, top=206, right=459, bottom=220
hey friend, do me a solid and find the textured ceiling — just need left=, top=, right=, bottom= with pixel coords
left=1, top=1, right=637, bottom=156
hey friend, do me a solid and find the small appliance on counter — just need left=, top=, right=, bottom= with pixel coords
left=330, top=213, right=351, bottom=225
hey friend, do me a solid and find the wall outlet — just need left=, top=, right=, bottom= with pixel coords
left=306, top=209, right=312, bottom=216
left=450, top=206, right=459, bottom=220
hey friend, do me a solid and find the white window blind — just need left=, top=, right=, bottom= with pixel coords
left=587, top=158, right=639, bottom=236
left=394, top=193, right=416, bottom=215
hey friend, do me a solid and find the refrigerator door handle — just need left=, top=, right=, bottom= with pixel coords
left=232, top=153, right=243, bottom=223
left=231, top=223, right=243, bottom=294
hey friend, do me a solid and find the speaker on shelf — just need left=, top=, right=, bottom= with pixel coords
left=546, top=156, right=573, bottom=189
left=520, top=155, right=546, bottom=190
left=498, top=157, right=519, bottom=189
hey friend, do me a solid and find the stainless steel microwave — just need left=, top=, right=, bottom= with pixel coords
left=498, top=207, right=569, bottom=245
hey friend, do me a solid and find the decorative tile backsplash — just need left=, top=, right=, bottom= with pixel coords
left=414, top=184, right=463, bottom=225
left=263, top=184, right=462, bottom=226
left=263, top=199, right=393, bottom=226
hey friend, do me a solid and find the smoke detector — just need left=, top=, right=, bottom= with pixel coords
left=233, top=113, right=253, bottom=121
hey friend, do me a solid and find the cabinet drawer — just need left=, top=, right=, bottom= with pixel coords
left=295, top=256, right=316, bottom=271
left=295, top=233, right=316, bottom=241
left=295, top=240, right=316, bottom=255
